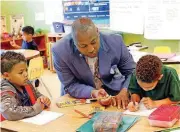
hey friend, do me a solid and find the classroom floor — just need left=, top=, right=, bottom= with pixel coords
left=40, top=67, right=180, bottom=99
left=38, top=69, right=61, bottom=99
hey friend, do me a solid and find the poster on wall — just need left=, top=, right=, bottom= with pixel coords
left=110, top=0, right=145, bottom=34
left=62, top=0, right=109, bottom=27
left=10, top=14, right=24, bottom=36
left=144, top=0, right=180, bottom=40
left=1, top=16, right=6, bottom=33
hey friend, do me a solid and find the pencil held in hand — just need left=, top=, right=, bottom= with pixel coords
left=127, top=101, right=139, bottom=112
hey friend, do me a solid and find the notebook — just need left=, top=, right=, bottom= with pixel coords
left=21, top=111, right=63, bottom=125
left=123, top=102, right=156, bottom=117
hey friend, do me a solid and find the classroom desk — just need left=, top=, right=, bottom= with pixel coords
left=1, top=95, right=179, bottom=132
left=131, top=51, right=180, bottom=64
left=162, top=54, right=180, bottom=64
left=4, top=49, right=40, bottom=60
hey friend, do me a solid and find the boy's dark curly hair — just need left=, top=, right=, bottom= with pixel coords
left=1, top=51, right=26, bottom=74
left=22, top=26, right=34, bottom=35
left=136, top=55, right=162, bottom=83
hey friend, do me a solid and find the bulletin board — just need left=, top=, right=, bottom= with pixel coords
left=62, top=0, right=109, bottom=26
left=1, top=16, right=7, bottom=33
left=10, top=14, right=24, bottom=35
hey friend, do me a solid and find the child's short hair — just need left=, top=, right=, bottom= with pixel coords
left=136, top=55, right=162, bottom=83
left=1, top=51, right=26, bottom=74
left=22, top=26, right=34, bottom=35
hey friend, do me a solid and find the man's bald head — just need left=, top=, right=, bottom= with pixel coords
left=71, top=18, right=100, bottom=58
left=72, top=18, right=97, bottom=45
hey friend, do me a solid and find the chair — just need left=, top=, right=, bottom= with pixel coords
left=153, top=46, right=171, bottom=54
left=28, top=56, right=52, bottom=98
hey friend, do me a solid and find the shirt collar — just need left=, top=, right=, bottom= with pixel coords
left=158, top=67, right=165, bottom=84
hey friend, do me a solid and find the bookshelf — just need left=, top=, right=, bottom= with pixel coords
left=1, top=34, right=48, bottom=67
left=47, top=33, right=66, bottom=72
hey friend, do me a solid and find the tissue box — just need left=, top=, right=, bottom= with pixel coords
left=93, top=112, right=123, bottom=132
left=148, top=105, right=180, bottom=128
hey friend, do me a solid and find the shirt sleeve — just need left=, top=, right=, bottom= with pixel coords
left=52, top=47, right=95, bottom=99
left=128, top=73, right=142, bottom=96
left=32, top=41, right=38, bottom=50
left=33, top=87, right=43, bottom=98
left=0, top=90, right=42, bottom=121
left=21, top=41, right=27, bottom=49
left=117, top=35, right=136, bottom=89
left=168, top=68, right=180, bottom=101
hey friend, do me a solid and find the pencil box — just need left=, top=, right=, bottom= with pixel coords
left=148, top=105, right=180, bottom=128
left=93, top=112, right=123, bottom=132
left=56, top=99, right=86, bottom=108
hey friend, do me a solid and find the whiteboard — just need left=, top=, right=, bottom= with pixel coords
left=110, top=0, right=145, bottom=34
left=144, top=0, right=180, bottom=40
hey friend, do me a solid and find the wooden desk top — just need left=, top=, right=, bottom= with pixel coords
left=131, top=51, right=180, bottom=64
left=1, top=95, right=179, bottom=132
left=4, top=49, right=40, bottom=60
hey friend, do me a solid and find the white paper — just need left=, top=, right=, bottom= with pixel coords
left=110, top=0, right=145, bottom=34
left=123, top=102, right=156, bottom=116
left=170, top=55, right=180, bottom=61
left=35, top=12, right=44, bottom=21
left=130, top=51, right=149, bottom=63
left=21, top=111, right=63, bottom=125
left=144, top=0, right=180, bottom=39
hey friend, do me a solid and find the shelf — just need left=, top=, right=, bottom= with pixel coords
left=1, top=34, right=45, bottom=43
left=39, top=48, right=46, bottom=52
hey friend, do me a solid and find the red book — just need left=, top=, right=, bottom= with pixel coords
left=148, top=105, right=180, bottom=128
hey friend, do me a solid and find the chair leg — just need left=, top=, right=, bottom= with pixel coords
left=39, top=78, right=53, bottom=98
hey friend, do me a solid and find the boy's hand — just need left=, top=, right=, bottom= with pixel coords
left=127, top=102, right=139, bottom=112
left=10, top=40, right=16, bottom=47
left=36, top=98, right=45, bottom=110
left=131, top=94, right=141, bottom=103
left=38, top=96, right=51, bottom=108
left=142, top=97, right=156, bottom=109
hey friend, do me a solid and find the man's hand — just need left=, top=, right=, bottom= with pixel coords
left=142, top=97, right=156, bottom=109
left=37, top=96, right=51, bottom=108
left=99, top=96, right=112, bottom=106
left=91, top=89, right=111, bottom=106
left=91, top=89, right=108, bottom=98
left=113, top=88, right=129, bottom=109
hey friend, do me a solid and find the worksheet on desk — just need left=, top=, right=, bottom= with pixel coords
left=123, top=102, right=156, bottom=117
left=21, top=111, right=63, bottom=125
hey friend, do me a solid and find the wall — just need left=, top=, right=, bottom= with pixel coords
left=123, top=33, right=180, bottom=53
left=1, top=1, right=50, bottom=34
left=1, top=1, right=180, bottom=53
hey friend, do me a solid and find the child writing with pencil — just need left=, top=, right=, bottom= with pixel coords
left=127, top=55, right=180, bottom=112
left=0, top=51, right=51, bottom=121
